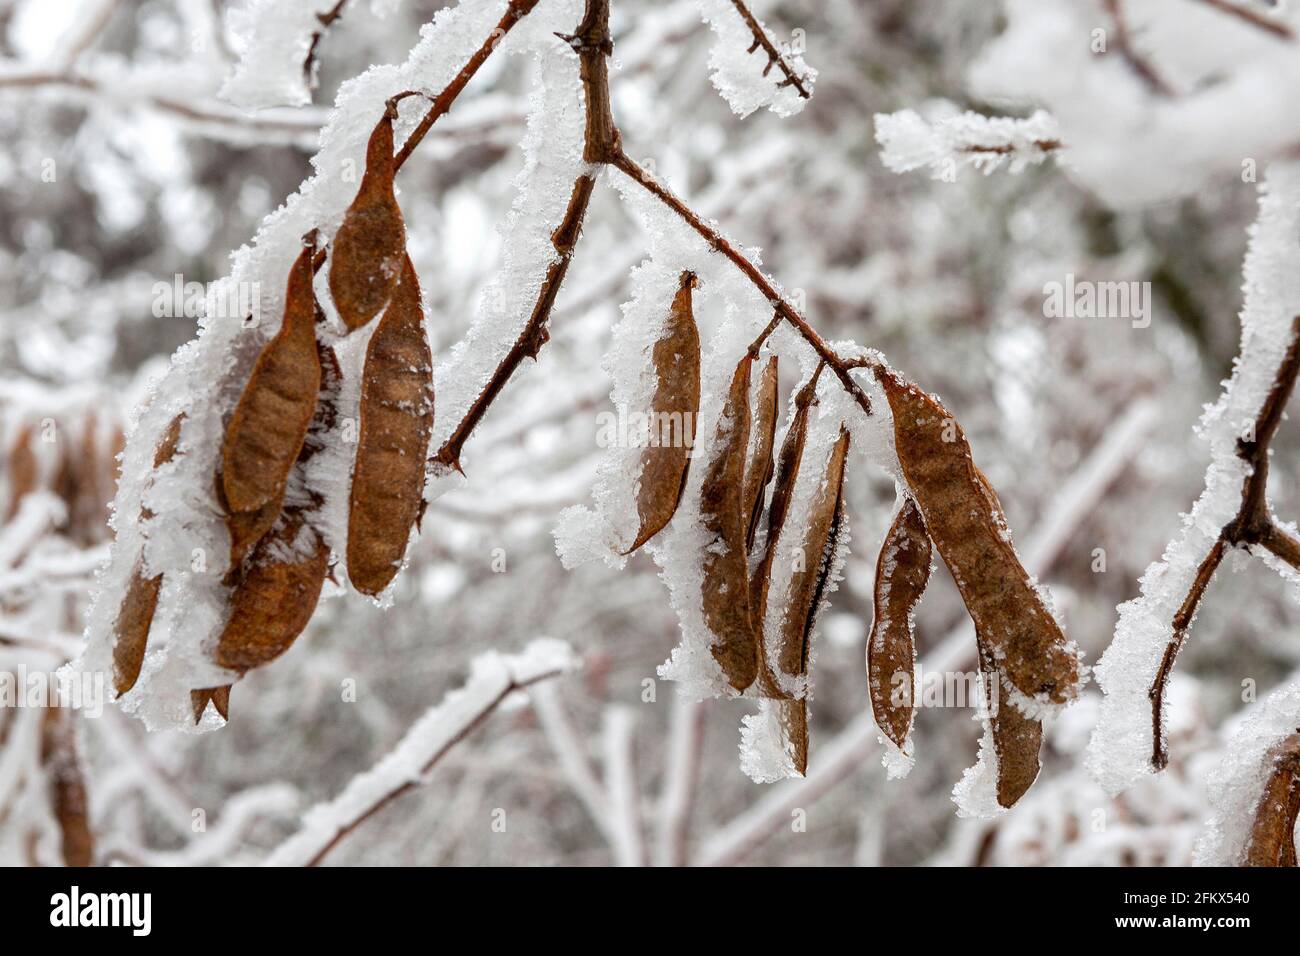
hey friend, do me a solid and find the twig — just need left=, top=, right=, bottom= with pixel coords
left=1148, top=315, right=1300, bottom=770
left=654, top=696, right=706, bottom=867
left=602, top=706, right=647, bottom=866
left=727, top=0, right=811, bottom=99
left=1195, top=0, right=1294, bottom=40
left=1101, top=0, right=1176, bottom=97
left=304, top=1, right=351, bottom=91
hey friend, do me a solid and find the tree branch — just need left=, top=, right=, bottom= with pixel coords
left=304, top=1, right=351, bottom=92
left=727, top=0, right=811, bottom=99
left=1147, top=315, right=1300, bottom=770
left=1195, top=0, right=1294, bottom=41
left=1101, top=0, right=1176, bottom=97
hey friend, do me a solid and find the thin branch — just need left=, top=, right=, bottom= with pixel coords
left=727, top=0, right=811, bottom=99
left=1147, top=315, right=1300, bottom=769
left=304, top=1, right=351, bottom=91
left=1195, top=0, right=1294, bottom=40
left=602, top=706, right=647, bottom=866
left=654, top=696, right=706, bottom=867
left=1101, top=0, right=1176, bottom=97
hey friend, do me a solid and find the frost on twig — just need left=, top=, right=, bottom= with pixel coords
left=221, top=0, right=351, bottom=110
left=265, top=638, right=576, bottom=866
left=1088, top=160, right=1300, bottom=796
left=875, top=108, right=1062, bottom=180
left=695, top=0, right=815, bottom=119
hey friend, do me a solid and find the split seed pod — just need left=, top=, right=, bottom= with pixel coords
left=347, top=255, right=434, bottom=596
left=977, top=641, right=1043, bottom=808
left=872, top=365, right=1079, bottom=705
left=1243, top=732, right=1300, bottom=866
left=191, top=685, right=232, bottom=724
left=112, top=414, right=184, bottom=697
left=867, top=495, right=931, bottom=753
left=329, top=106, right=406, bottom=332
left=750, top=367, right=819, bottom=697
left=743, top=355, right=779, bottom=552
left=625, top=272, right=701, bottom=553
left=221, top=242, right=322, bottom=514
left=699, top=354, right=757, bottom=692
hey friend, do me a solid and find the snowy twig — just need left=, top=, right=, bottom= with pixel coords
left=304, top=1, right=351, bottom=92
left=726, top=0, right=810, bottom=99
left=265, top=640, right=576, bottom=866
left=876, top=109, right=1063, bottom=179
left=654, top=696, right=706, bottom=866
left=1101, top=0, right=1175, bottom=97
left=602, top=706, right=647, bottom=866
left=529, top=681, right=615, bottom=836
left=1148, top=316, right=1300, bottom=770
left=1195, top=0, right=1294, bottom=40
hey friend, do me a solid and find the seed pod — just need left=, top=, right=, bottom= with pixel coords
left=217, top=512, right=330, bottom=672
left=347, top=256, right=434, bottom=596
left=328, top=106, right=406, bottom=332
left=40, top=707, right=94, bottom=867
left=976, top=641, right=1043, bottom=808
left=872, top=365, right=1079, bottom=705
left=1243, top=732, right=1300, bottom=867
left=867, top=495, right=931, bottom=752
left=4, top=423, right=38, bottom=521
left=750, top=368, right=819, bottom=697
left=743, top=355, right=779, bottom=552
left=221, top=243, right=322, bottom=514
left=112, top=414, right=184, bottom=697
left=191, top=685, right=232, bottom=724
left=625, top=272, right=701, bottom=554
left=700, top=354, right=757, bottom=691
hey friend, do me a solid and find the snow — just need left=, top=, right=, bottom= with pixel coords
left=1194, top=678, right=1300, bottom=866
left=220, top=0, right=345, bottom=110
left=876, top=107, right=1061, bottom=179
left=264, top=637, right=576, bottom=865
left=1088, top=161, right=1300, bottom=795
left=694, top=0, right=815, bottom=119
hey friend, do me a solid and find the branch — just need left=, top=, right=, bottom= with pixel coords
left=1101, top=0, right=1176, bottom=97
left=1195, top=0, right=1294, bottom=40
left=1148, top=316, right=1300, bottom=769
left=727, top=0, right=811, bottom=99
left=602, top=706, right=647, bottom=866
left=304, top=1, right=351, bottom=91
left=265, top=640, right=575, bottom=867
left=654, top=696, right=707, bottom=867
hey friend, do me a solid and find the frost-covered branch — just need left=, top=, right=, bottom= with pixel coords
left=1195, top=0, right=1294, bottom=40
left=1101, top=0, right=1175, bottom=96
left=875, top=109, right=1062, bottom=179
left=724, top=0, right=811, bottom=99
left=265, top=639, right=576, bottom=866
left=654, top=696, right=706, bottom=867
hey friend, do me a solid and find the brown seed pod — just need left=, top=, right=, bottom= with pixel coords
left=216, top=511, right=330, bottom=672
left=1243, top=732, right=1300, bottom=866
left=743, top=355, right=779, bottom=553
left=750, top=367, right=820, bottom=697
left=4, top=423, right=38, bottom=521
left=347, top=255, right=434, bottom=596
left=872, top=365, right=1079, bottom=705
left=328, top=106, right=407, bottom=332
left=112, top=414, right=184, bottom=697
left=40, top=707, right=94, bottom=867
left=700, top=354, right=757, bottom=692
left=867, top=495, right=931, bottom=752
left=976, top=641, right=1043, bottom=808
left=625, top=272, right=701, bottom=554
left=221, top=242, right=323, bottom=514
left=191, top=685, right=232, bottom=724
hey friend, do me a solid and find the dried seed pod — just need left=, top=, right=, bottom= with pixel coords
left=867, top=496, right=931, bottom=752
left=41, top=707, right=94, bottom=867
left=1243, top=732, right=1300, bottom=867
left=347, top=256, right=434, bottom=596
left=872, top=365, right=1079, bottom=705
left=4, top=423, right=38, bottom=521
left=750, top=368, right=819, bottom=697
left=221, top=243, right=323, bottom=514
left=112, top=414, right=184, bottom=697
left=700, top=354, right=757, bottom=691
left=977, top=642, right=1043, bottom=808
left=625, top=272, right=701, bottom=554
left=217, top=512, right=330, bottom=672
left=191, top=685, right=232, bottom=724
left=743, top=355, right=779, bottom=552
left=328, top=107, right=406, bottom=331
